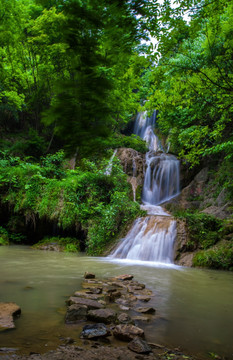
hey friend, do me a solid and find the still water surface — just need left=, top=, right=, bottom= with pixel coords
left=0, top=246, right=233, bottom=358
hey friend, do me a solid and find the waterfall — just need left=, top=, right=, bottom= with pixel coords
left=110, top=110, right=180, bottom=264
left=105, top=149, right=117, bottom=176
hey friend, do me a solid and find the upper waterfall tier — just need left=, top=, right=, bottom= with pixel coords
left=134, top=110, right=180, bottom=205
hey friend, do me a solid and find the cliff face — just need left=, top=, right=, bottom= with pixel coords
left=166, top=166, right=233, bottom=268
left=117, top=148, right=145, bottom=201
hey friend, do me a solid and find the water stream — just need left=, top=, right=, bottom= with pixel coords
left=111, top=111, right=179, bottom=264
left=0, top=246, right=233, bottom=359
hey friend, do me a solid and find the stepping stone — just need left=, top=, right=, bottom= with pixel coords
left=128, top=336, right=152, bottom=354
left=87, top=309, right=116, bottom=324
left=65, top=304, right=87, bottom=323
left=0, top=302, right=21, bottom=331
left=80, top=323, right=111, bottom=339
left=113, top=324, right=144, bottom=341
left=67, top=297, right=104, bottom=310
left=135, top=307, right=156, bottom=314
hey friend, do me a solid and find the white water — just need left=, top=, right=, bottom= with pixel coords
left=105, top=149, right=117, bottom=175
left=111, top=110, right=180, bottom=264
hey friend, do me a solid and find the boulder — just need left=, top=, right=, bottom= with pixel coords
left=67, top=297, right=104, bottom=310
left=113, top=324, right=144, bottom=341
left=135, top=295, right=151, bottom=302
left=0, top=302, right=21, bottom=330
left=117, top=313, right=132, bottom=324
left=80, top=323, right=111, bottom=339
left=114, top=274, right=134, bottom=281
left=74, top=291, right=102, bottom=301
left=87, top=309, right=116, bottom=324
left=135, top=307, right=156, bottom=314
left=65, top=304, right=87, bottom=323
left=128, top=337, right=152, bottom=354
left=84, top=272, right=95, bottom=279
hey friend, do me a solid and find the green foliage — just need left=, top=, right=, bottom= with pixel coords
left=105, top=134, right=147, bottom=154
left=0, top=151, right=141, bottom=253
left=193, top=241, right=233, bottom=271
left=0, top=226, right=9, bottom=245
left=174, top=210, right=222, bottom=250
left=33, top=236, right=80, bottom=252
left=143, top=0, right=233, bottom=167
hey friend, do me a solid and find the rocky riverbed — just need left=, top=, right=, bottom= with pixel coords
left=0, top=273, right=202, bottom=360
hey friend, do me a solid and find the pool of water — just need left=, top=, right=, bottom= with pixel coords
left=0, top=246, right=233, bottom=359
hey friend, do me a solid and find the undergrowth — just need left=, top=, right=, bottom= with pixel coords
left=0, top=150, right=142, bottom=254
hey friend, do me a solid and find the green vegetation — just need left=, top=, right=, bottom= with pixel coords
left=0, top=150, right=142, bottom=254
left=174, top=210, right=233, bottom=270
left=33, top=236, right=80, bottom=252
left=0, top=0, right=232, bottom=269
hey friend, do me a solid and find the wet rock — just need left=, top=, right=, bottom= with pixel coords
left=132, top=316, right=149, bottom=322
left=65, top=304, right=87, bottom=323
left=0, top=302, right=21, bottom=330
left=128, top=337, right=152, bottom=354
left=114, top=274, right=134, bottom=281
left=135, top=295, right=151, bottom=302
left=84, top=272, right=96, bottom=279
left=117, top=313, right=133, bottom=324
left=85, top=287, right=103, bottom=294
left=67, top=297, right=104, bottom=310
left=113, top=324, right=144, bottom=341
left=119, top=305, right=130, bottom=311
left=87, top=309, right=116, bottom=324
left=74, top=291, right=102, bottom=301
left=80, top=323, right=111, bottom=339
left=135, top=307, right=156, bottom=314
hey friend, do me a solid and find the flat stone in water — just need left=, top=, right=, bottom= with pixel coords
left=0, top=302, right=21, bottom=330
left=84, top=272, right=96, bottom=279
left=65, top=304, right=88, bottom=323
left=113, top=324, right=144, bottom=341
left=80, top=323, right=111, bottom=339
left=135, top=307, right=156, bottom=314
left=114, top=275, right=134, bottom=281
left=87, top=309, right=116, bottom=324
left=67, top=297, right=104, bottom=310
left=128, top=337, right=152, bottom=354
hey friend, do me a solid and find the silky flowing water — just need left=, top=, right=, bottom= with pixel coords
left=0, top=246, right=233, bottom=359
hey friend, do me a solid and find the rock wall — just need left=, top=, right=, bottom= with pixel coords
left=117, top=148, right=145, bottom=201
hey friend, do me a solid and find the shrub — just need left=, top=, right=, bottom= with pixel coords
left=193, top=241, right=233, bottom=270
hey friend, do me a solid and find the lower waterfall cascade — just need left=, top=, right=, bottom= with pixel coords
left=111, top=111, right=180, bottom=264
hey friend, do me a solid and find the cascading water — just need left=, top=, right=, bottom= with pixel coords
left=110, top=111, right=180, bottom=264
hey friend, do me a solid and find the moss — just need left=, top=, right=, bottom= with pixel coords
left=32, top=236, right=80, bottom=252
left=193, top=241, right=233, bottom=271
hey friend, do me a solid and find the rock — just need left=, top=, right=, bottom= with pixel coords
left=85, top=287, right=102, bottom=294
left=0, top=302, right=21, bottom=330
left=114, top=274, right=134, bottom=281
left=84, top=272, right=95, bottom=279
left=135, top=307, right=156, bottom=314
left=119, top=305, right=130, bottom=311
left=87, top=309, right=116, bottom=324
left=74, top=291, right=102, bottom=300
left=132, top=316, right=149, bottom=322
left=113, top=324, right=144, bottom=341
left=117, top=313, right=132, bottom=324
left=80, top=323, right=111, bottom=339
left=176, top=252, right=195, bottom=267
left=128, top=337, right=152, bottom=354
left=67, top=297, right=104, bottom=310
left=135, top=295, right=151, bottom=302
left=65, top=304, right=87, bottom=323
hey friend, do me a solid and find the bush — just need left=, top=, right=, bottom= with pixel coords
left=193, top=241, right=233, bottom=270
left=0, top=226, right=9, bottom=245
left=174, top=210, right=222, bottom=250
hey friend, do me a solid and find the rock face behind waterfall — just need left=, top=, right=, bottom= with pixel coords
left=117, top=148, right=145, bottom=201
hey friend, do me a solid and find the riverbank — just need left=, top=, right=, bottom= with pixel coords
left=0, top=343, right=198, bottom=360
